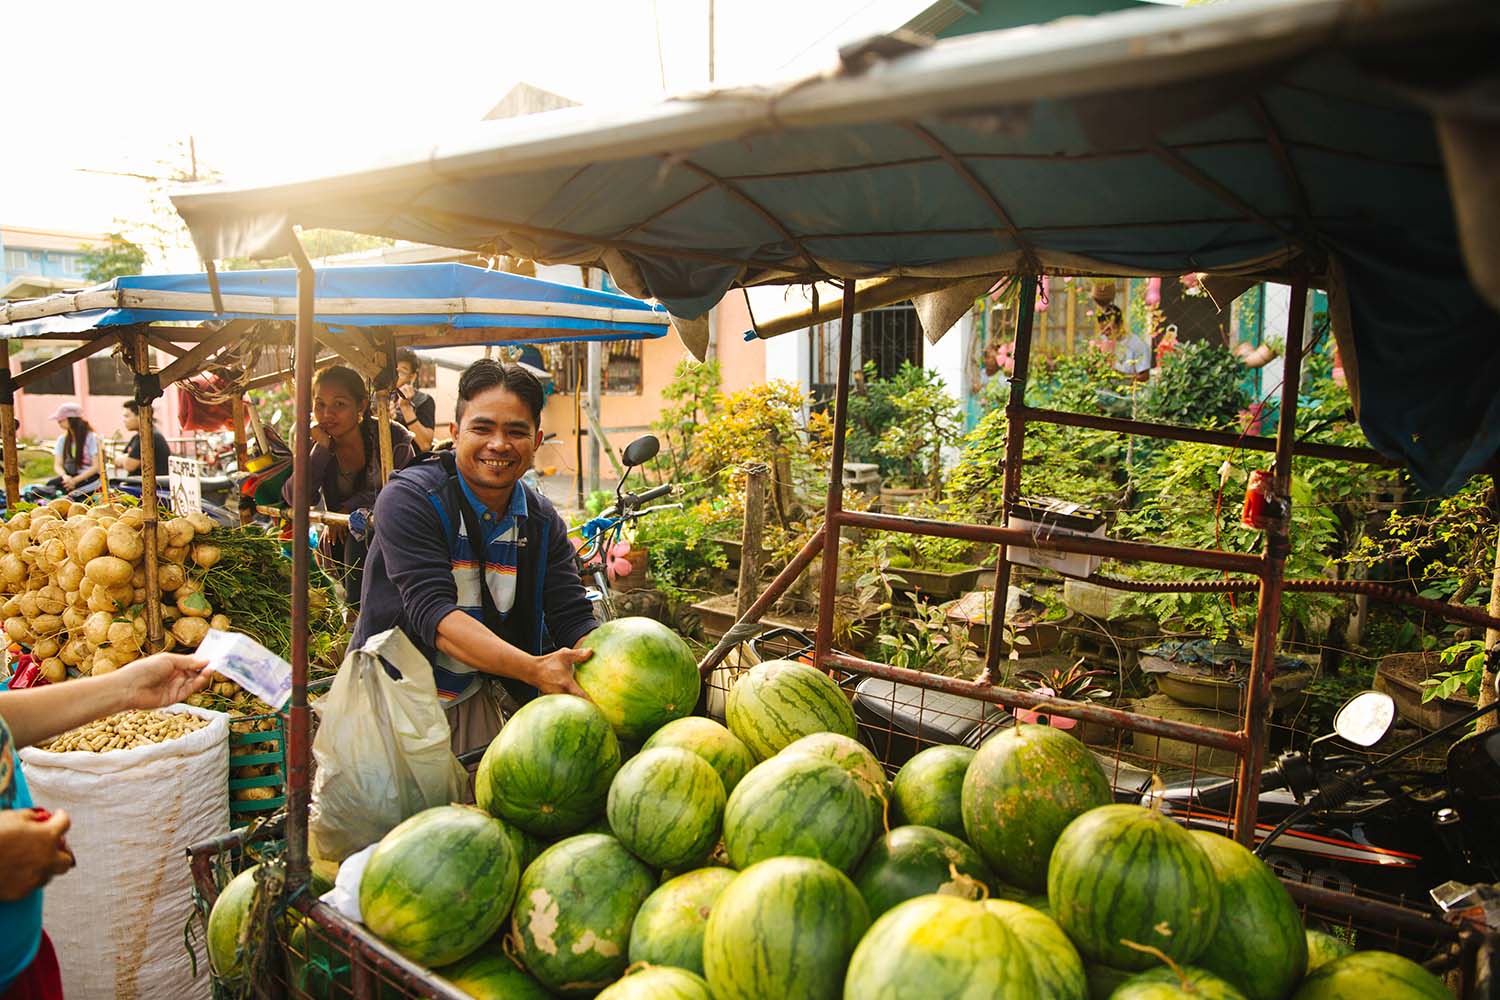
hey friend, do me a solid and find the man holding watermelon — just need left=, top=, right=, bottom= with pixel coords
left=354, top=360, right=598, bottom=755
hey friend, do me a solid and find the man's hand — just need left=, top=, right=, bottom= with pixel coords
left=530, top=647, right=594, bottom=699
left=112, top=653, right=212, bottom=710
left=0, top=808, right=74, bottom=901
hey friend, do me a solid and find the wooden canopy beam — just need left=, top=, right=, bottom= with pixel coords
left=157, top=320, right=256, bottom=386
left=12, top=334, right=119, bottom=389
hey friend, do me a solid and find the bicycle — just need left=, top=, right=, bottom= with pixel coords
left=570, top=434, right=679, bottom=623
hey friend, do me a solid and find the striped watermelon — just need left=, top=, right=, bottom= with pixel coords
left=499, top=819, right=545, bottom=873
left=642, top=716, right=756, bottom=794
left=509, top=833, right=657, bottom=997
left=359, top=806, right=519, bottom=967
left=782, top=731, right=888, bottom=830
left=1047, top=804, right=1221, bottom=971
left=628, top=867, right=737, bottom=976
left=984, top=899, right=1088, bottom=1000
left=575, top=617, right=700, bottom=741
left=843, top=895, right=1038, bottom=999
left=1086, top=961, right=1137, bottom=1000
left=962, top=723, right=1112, bottom=891
left=703, top=857, right=869, bottom=1000
left=890, top=744, right=974, bottom=839
left=722, top=753, right=875, bottom=872
left=596, top=966, right=713, bottom=999
left=726, top=659, right=856, bottom=760
left=1304, top=930, right=1354, bottom=973
left=852, top=825, right=996, bottom=918
left=1291, top=951, right=1451, bottom=1000
left=207, top=865, right=260, bottom=982
left=1189, top=830, right=1307, bottom=1000
left=476, top=694, right=621, bottom=837
left=1112, top=966, right=1249, bottom=999
left=436, top=949, right=551, bottom=1000
left=606, top=747, right=726, bottom=869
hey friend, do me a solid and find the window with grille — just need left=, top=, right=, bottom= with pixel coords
left=860, top=302, right=922, bottom=380
left=540, top=341, right=644, bottom=395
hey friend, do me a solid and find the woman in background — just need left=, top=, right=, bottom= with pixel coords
left=46, top=404, right=98, bottom=494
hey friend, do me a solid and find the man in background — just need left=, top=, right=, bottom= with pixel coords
left=118, top=400, right=169, bottom=477
left=391, top=348, right=436, bottom=456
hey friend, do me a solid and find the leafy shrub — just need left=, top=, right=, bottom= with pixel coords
left=1141, top=339, right=1249, bottom=429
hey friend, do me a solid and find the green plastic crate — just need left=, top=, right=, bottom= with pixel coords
left=229, top=712, right=286, bottom=817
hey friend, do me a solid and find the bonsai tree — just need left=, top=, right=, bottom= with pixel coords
left=876, top=375, right=965, bottom=498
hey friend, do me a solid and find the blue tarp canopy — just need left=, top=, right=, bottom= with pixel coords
left=0, top=263, right=670, bottom=346
left=169, top=0, right=1500, bottom=493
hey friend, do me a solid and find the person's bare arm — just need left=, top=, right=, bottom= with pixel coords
left=409, top=420, right=435, bottom=453
left=119, top=451, right=142, bottom=473
left=0, top=653, right=210, bottom=748
left=434, top=611, right=590, bottom=698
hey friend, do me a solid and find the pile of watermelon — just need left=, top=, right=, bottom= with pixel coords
left=206, top=617, right=1456, bottom=999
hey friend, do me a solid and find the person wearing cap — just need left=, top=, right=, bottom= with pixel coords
left=46, top=404, right=99, bottom=493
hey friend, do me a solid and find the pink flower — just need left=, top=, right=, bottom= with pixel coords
left=1144, top=276, right=1162, bottom=307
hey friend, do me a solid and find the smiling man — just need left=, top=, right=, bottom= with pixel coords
left=351, top=360, right=596, bottom=755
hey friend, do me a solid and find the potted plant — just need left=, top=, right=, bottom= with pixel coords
left=1010, top=660, right=1122, bottom=745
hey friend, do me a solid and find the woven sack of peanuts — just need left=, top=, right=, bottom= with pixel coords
left=19, top=705, right=228, bottom=1000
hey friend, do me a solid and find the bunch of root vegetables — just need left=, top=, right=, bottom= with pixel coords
left=0, top=497, right=226, bottom=682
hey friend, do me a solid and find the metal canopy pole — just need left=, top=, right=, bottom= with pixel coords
left=286, top=239, right=316, bottom=885
left=814, top=283, right=857, bottom=669
left=0, top=342, right=18, bottom=507
left=1232, top=278, right=1308, bottom=847
left=980, top=275, right=1037, bottom=682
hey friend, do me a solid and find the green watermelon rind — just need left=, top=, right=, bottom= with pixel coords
left=435, top=949, right=552, bottom=1000
left=628, top=867, right=738, bottom=976
left=983, top=898, right=1088, bottom=1000
left=703, top=857, right=870, bottom=1000
left=358, top=805, right=520, bottom=967
left=606, top=746, right=727, bottom=870
left=1189, top=829, right=1308, bottom=1000
left=843, top=894, right=1039, bottom=999
left=852, top=824, right=996, bottom=919
left=642, top=716, right=757, bottom=794
left=476, top=694, right=622, bottom=837
left=207, top=865, right=261, bottom=982
left=1289, top=950, right=1452, bottom=1000
left=575, top=616, right=701, bottom=742
left=781, top=731, right=889, bottom=831
left=962, top=724, right=1113, bottom=892
left=890, top=744, right=975, bottom=839
left=509, top=833, right=657, bottom=998
left=595, top=966, right=713, bottom=999
left=726, top=659, right=857, bottom=760
left=1047, top=804, right=1222, bottom=971
left=722, top=753, right=875, bottom=872
left=1303, top=929, right=1355, bottom=974
left=1111, top=965, right=1250, bottom=999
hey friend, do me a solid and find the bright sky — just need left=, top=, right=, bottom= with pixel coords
left=3, top=0, right=920, bottom=251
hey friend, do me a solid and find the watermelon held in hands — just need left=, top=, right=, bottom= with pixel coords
left=782, top=731, right=888, bottom=830
left=207, top=865, right=260, bottom=982
left=575, top=616, right=700, bottom=742
left=595, top=966, right=713, bottom=1000
left=1111, top=966, right=1249, bottom=999
left=1304, top=930, right=1354, bottom=973
left=476, top=694, right=621, bottom=837
left=642, top=716, right=757, bottom=794
left=704, top=857, right=869, bottom=1000
left=1188, top=830, right=1307, bottom=1000
left=843, top=894, right=1039, bottom=999
left=852, top=825, right=996, bottom=918
left=629, top=867, right=737, bottom=976
left=359, top=805, right=520, bottom=967
left=962, top=723, right=1112, bottom=891
left=722, top=753, right=875, bottom=872
left=1290, top=951, right=1451, bottom=1000
left=983, top=899, right=1088, bottom=1000
left=607, top=746, right=726, bottom=869
left=891, top=744, right=974, bottom=839
left=509, top=833, right=657, bottom=997
left=1047, top=804, right=1221, bottom=971
left=435, top=949, right=551, bottom=1000
left=726, top=659, right=857, bottom=760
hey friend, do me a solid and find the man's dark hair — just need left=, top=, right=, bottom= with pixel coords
left=456, top=360, right=544, bottom=426
left=122, top=400, right=143, bottom=414
left=395, top=348, right=421, bottom=372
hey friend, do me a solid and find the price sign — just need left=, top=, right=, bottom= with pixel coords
left=168, top=456, right=202, bottom=514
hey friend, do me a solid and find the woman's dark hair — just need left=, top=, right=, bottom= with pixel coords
left=395, top=348, right=421, bottom=372
left=314, top=365, right=371, bottom=417
left=62, top=416, right=93, bottom=470
left=456, top=360, right=544, bottom=426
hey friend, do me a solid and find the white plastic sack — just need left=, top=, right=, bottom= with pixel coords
left=308, top=628, right=466, bottom=863
left=18, top=705, right=229, bottom=1000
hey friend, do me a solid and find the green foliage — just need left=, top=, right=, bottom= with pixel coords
left=630, top=502, right=728, bottom=606
left=874, top=599, right=975, bottom=676
left=846, top=362, right=951, bottom=482
left=1013, top=661, right=1115, bottom=703
left=21, top=453, right=53, bottom=481
left=1141, top=340, right=1248, bottom=429
left=1422, top=639, right=1487, bottom=703
left=874, top=375, right=964, bottom=494
left=650, top=358, right=721, bottom=484
left=1346, top=478, right=1496, bottom=605
left=79, top=234, right=147, bottom=282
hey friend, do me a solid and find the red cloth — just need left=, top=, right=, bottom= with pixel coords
left=2, top=932, right=62, bottom=1000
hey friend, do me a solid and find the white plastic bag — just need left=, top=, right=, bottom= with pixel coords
left=19, top=705, right=229, bottom=1000
left=309, top=628, right=466, bottom=863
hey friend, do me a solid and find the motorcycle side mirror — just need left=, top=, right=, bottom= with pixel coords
left=1333, top=691, right=1396, bottom=748
left=621, top=435, right=659, bottom=469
